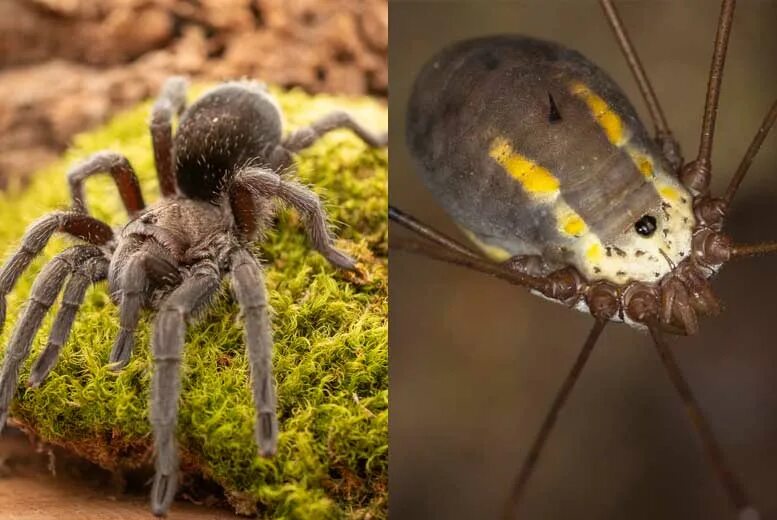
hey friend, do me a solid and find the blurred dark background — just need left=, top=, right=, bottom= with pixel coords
left=0, top=0, right=387, bottom=189
left=389, top=1, right=777, bottom=519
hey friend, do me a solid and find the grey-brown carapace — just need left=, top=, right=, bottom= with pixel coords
left=391, top=0, right=776, bottom=518
left=0, top=77, right=387, bottom=516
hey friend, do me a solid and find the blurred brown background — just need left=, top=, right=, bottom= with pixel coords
left=390, top=1, right=777, bottom=519
left=0, top=0, right=387, bottom=188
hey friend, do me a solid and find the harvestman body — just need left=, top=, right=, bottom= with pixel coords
left=0, top=78, right=387, bottom=516
left=391, top=1, right=776, bottom=518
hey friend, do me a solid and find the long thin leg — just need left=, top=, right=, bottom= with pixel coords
left=0, top=212, right=113, bottom=333
left=67, top=151, right=145, bottom=217
left=272, top=111, right=387, bottom=170
left=722, top=98, right=777, bottom=207
left=503, top=319, right=607, bottom=519
left=648, top=324, right=757, bottom=518
left=28, top=254, right=109, bottom=387
left=151, top=76, right=188, bottom=198
left=731, top=242, right=777, bottom=258
left=599, top=0, right=681, bottom=170
left=236, top=169, right=356, bottom=270
left=230, top=249, right=277, bottom=456
left=390, top=207, right=552, bottom=293
left=0, top=246, right=101, bottom=432
left=150, top=259, right=220, bottom=516
left=681, top=0, right=737, bottom=193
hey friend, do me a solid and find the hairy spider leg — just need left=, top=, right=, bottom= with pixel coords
left=0, top=212, right=113, bottom=334
left=271, top=111, right=388, bottom=171
left=28, top=251, right=109, bottom=387
left=151, top=76, right=188, bottom=198
left=236, top=168, right=357, bottom=270
left=110, top=241, right=181, bottom=370
left=0, top=246, right=105, bottom=432
left=150, top=258, right=221, bottom=516
left=230, top=249, right=278, bottom=456
left=67, top=151, right=146, bottom=217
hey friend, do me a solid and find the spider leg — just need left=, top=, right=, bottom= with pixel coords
left=236, top=169, right=356, bottom=270
left=230, top=249, right=278, bottom=456
left=271, top=111, right=387, bottom=171
left=151, top=76, right=188, bottom=198
left=67, top=151, right=145, bottom=217
left=0, top=246, right=101, bottom=433
left=28, top=252, right=109, bottom=387
left=0, top=212, right=113, bottom=334
left=150, top=259, right=220, bottom=516
left=111, top=244, right=181, bottom=370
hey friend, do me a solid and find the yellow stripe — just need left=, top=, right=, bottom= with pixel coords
left=627, top=148, right=655, bottom=180
left=461, top=228, right=512, bottom=262
left=555, top=203, right=588, bottom=237
left=488, top=137, right=560, bottom=196
left=570, top=82, right=625, bottom=146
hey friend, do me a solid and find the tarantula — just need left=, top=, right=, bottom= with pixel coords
left=0, top=78, right=387, bottom=515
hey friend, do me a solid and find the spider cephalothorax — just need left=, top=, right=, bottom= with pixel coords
left=0, top=78, right=386, bottom=516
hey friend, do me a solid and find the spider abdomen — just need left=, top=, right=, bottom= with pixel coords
left=174, top=82, right=283, bottom=202
left=407, top=36, right=695, bottom=284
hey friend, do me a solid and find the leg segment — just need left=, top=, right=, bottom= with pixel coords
left=0, top=246, right=101, bottom=433
left=67, top=151, right=145, bottom=217
left=149, top=259, right=220, bottom=516
left=0, top=212, right=113, bottom=333
left=151, top=76, right=188, bottom=198
left=648, top=324, right=757, bottom=518
left=236, top=170, right=356, bottom=270
left=29, top=253, right=109, bottom=387
left=272, top=111, right=387, bottom=170
left=503, top=319, right=607, bottom=519
left=230, top=249, right=277, bottom=456
left=111, top=244, right=181, bottom=370
left=599, top=0, right=682, bottom=170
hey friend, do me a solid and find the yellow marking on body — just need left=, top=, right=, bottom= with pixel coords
left=586, top=243, right=603, bottom=262
left=659, top=186, right=679, bottom=202
left=555, top=204, right=588, bottom=237
left=461, top=228, right=512, bottom=262
left=569, top=82, right=626, bottom=146
left=627, top=148, right=655, bottom=180
left=489, top=137, right=560, bottom=196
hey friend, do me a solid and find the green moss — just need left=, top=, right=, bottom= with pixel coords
left=0, top=87, right=388, bottom=518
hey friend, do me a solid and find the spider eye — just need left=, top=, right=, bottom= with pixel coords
left=634, top=215, right=657, bottom=237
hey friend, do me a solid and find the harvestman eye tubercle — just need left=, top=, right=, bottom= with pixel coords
left=390, top=1, right=776, bottom=518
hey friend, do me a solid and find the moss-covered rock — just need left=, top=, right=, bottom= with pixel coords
left=0, top=87, right=388, bottom=518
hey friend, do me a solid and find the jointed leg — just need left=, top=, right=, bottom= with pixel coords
left=503, top=320, right=607, bottom=519
left=599, top=0, right=681, bottom=170
left=0, top=246, right=102, bottom=432
left=0, top=212, right=113, bottom=333
left=230, top=249, right=277, bottom=456
left=28, top=253, right=109, bottom=387
left=151, top=76, right=188, bottom=198
left=236, top=170, right=356, bottom=270
left=272, top=111, right=387, bottom=171
left=67, top=151, right=145, bottom=217
left=110, top=244, right=181, bottom=370
left=648, top=324, right=757, bottom=518
left=149, top=259, right=220, bottom=516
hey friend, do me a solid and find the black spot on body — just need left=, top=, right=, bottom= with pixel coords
left=635, top=250, right=645, bottom=257
left=548, top=93, right=562, bottom=123
left=613, top=247, right=626, bottom=257
left=593, top=267, right=601, bottom=274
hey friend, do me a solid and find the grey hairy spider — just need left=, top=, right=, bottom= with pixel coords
left=0, top=77, right=387, bottom=516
